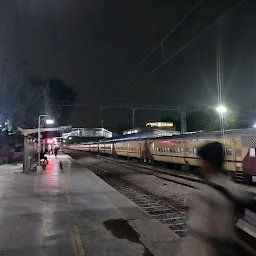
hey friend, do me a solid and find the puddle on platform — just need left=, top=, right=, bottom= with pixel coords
left=103, top=218, right=140, bottom=243
left=103, top=218, right=154, bottom=255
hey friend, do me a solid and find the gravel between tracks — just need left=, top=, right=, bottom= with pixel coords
left=77, top=156, right=196, bottom=209
left=121, top=173, right=195, bottom=209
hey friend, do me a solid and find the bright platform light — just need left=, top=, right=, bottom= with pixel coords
left=216, top=105, right=227, bottom=114
left=253, top=123, right=256, bottom=128
left=46, top=119, right=54, bottom=125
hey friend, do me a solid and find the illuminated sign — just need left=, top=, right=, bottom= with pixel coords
left=47, top=139, right=54, bottom=144
left=146, top=122, right=173, bottom=128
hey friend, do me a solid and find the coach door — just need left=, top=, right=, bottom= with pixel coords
left=234, top=139, right=243, bottom=173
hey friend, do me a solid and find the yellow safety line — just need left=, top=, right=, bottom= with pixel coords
left=61, top=174, right=72, bottom=207
left=71, top=224, right=86, bottom=256
left=61, top=173, right=85, bottom=256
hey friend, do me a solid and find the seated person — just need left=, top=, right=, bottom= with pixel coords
left=40, top=150, right=48, bottom=163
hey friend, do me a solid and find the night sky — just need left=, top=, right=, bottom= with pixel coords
left=0, top=0, right=255, bottom=128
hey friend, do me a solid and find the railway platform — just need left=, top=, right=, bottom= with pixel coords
left=0, top=154, right=180, bottom=256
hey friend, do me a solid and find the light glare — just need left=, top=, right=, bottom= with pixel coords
left=46, top=119, right=54, bottom=125
left=216, top=105, right=227, bottom=114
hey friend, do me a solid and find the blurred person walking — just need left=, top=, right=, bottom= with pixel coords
left=54, top=146, right=58, bottom=158
left=179, top=142, right=254, bottom=256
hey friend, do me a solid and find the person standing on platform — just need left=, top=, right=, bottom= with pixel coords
left=54, top=146, right=58, bottom=157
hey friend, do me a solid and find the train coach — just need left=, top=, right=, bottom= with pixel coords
left=68, top=128, right=256, bottom=184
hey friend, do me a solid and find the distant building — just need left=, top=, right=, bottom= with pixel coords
left=123, top=122, right=178, bottom=137
left=62, top=127, right=113, bottom=140
left=62, top=127, right=113, bottom=144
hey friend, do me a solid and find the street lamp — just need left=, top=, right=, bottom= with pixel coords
left=46, top=119, right=54, bottom=125
left=38, top=115, right=54, bottom=169
left=216, top=105, right=227, bottom=114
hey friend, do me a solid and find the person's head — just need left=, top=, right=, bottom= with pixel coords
left=197, top=142, right=225, bottom=177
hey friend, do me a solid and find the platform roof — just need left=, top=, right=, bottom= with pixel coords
left=18, top=127, right=63, bottom=139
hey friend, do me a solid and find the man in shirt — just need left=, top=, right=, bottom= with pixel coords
left=180, top=142, right=249, bottom=256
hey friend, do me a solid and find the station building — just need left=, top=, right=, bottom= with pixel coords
left=123, top=122, right=178, bottom=137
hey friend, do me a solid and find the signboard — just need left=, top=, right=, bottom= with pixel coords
left=146, top=122, right=173, bottom=128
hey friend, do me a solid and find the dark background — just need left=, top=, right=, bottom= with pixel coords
left=0, top=0, right=255, bottom=128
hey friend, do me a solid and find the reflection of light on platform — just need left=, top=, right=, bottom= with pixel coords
left=45, top=156, right=60, bottom=191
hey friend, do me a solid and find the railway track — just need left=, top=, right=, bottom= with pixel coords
left=75, top=158, right=189, bottom=237
left=96, top=154, right=256, bottom=196
left=96, top=155, right=201, bottom=189
left=69, top=151, right=201, bottom=190
left=104, top=177, right=188, bottom=237
left=69, top=150, right=256, bottom=197
left=69, top=151, right=256, bottom=255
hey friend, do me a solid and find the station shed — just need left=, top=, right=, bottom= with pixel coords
left=18, top=127, right=63, bottom=172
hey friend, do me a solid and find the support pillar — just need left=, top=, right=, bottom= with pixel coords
left=180, top=107, right=187, bottom=134
left=131, top=108, right=136, bottom=128
left=99, top=107, right=105, bottom=128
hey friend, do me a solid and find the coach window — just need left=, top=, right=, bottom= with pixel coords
left=249, top=148, right=255, bottom=157
left=173, top=148, right=176, bottom=153
left=193, top=148, right=197, bottom=154
left=177, top=148, right=180, bottom=153
left=226, top=148, right=232, bottom=156
left=186, top=148, right=189, bottom=154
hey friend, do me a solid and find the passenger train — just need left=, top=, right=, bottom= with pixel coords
left=68, top=128, right=256, bottom=184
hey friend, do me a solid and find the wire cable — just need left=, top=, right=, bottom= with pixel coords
left=136, top=0, right=246, bottom=84
left=134, top=0, right=203, bottom=72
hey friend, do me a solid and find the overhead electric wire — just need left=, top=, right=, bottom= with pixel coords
left=134, top=0, right=203, bottom=72
left=135, top=0, right=246, bottom=84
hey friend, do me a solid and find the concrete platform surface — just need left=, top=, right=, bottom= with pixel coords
left=0, top=154, right=180, bottom=256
